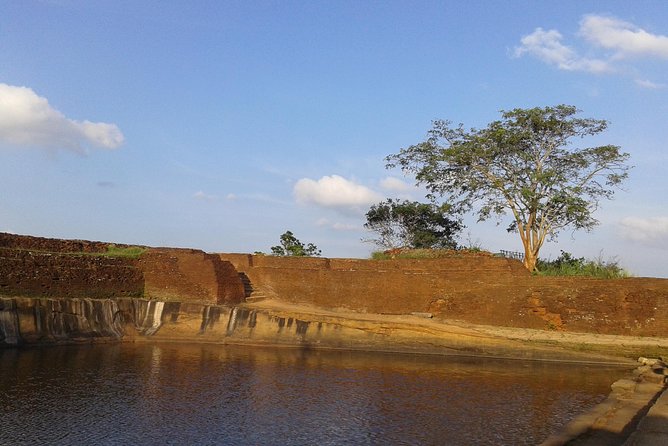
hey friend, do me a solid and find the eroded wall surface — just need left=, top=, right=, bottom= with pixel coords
left=219, top=253, right=668, bottom=337
left=2, top=231, right=666, bottom=340
left=139, top=249, right=244, bottom=304
left=0, top=296, right=643, bottom=363
left=0, top=233, right=244, bottom=305
left=0, top=246, right=144, bottom=298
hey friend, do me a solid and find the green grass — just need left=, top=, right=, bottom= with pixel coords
left=3, top=244, right=146, bottom=259
left=536, top=251, right=631, bottom=279
left=100, top=244, right=146, bottom=259
left=371, top=248, right=491, bottom=260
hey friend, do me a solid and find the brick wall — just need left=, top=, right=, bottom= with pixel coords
left=0, top=248, right=143, bottom=298
left=139, top=248, right=244, bottom=304
left=219, top=253, right=668, bottom=337
left=0, top=233, right=244, bottom=304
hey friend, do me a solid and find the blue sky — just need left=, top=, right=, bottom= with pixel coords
left=1, top=1, right=667, bottom=277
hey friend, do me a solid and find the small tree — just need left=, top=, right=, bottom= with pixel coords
left=271, top=230, right=321, bottom=257
left=387, top=105, right=630, bottom=271
left=364, top=199, right=463, bottom=250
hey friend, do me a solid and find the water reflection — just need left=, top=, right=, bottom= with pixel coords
left=0, top=344, right=627, bottom=445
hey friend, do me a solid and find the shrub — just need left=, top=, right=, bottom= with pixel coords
left=536, top=251, right=630, bottom=278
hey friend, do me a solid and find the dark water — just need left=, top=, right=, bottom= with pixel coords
left=0, top=343, right=626, bottom=445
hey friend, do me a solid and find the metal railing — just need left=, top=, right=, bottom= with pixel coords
left=498, top=250, right=525, bottom=260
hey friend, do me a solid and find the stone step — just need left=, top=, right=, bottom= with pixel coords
left=245, top=294, right=267, bottom=302
left=245, top=290, right=267, bottom=302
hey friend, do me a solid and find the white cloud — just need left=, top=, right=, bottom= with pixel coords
left=332, top=222, right=359, bottom=231
left=514, top=15, right=668, bottom=79
left=193, top=191, right=217, bottom=201
left=514, top=27, right=612, bottom=73
left=635, top=78, right=666, bottom=89
left=316, top=217, right=359, bottom=231
left=580, top=15, right=668, bottom=59
left=226, top=193, right=237, bottom=201
left=0, top=83, right=124, bottom=153
left=619, top=216, right=668, bottom=248
left=380, top=176, right=413, bottom=192
left=294, top=175, right=382, bottom=213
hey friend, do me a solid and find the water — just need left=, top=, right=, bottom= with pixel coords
left=0, top=343, right=626, bottom=445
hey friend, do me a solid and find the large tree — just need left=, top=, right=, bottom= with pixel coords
left=364, top=199, right=462, bottom=250
left=386, top=105, right=630, bottom=271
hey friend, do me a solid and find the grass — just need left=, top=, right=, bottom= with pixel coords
left=3, top=244, right=146, bottom=259
left=99, top=244, right=146, bottom=259
left=536, top=251, right=631, bottom=279
left=370, top=248, right=491, bottom=260
left=371, top=248, right=632, bottom=279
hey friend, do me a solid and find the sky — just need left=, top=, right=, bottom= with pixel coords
left=1, top=0, right=667, bottom=277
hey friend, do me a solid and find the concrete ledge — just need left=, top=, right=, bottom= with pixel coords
left=542, top=359, right=668, bottom=446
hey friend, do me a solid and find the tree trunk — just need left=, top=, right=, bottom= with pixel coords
left=519, top=223, right=539, bottom=272
left=523, top=250, right=537, bottom=272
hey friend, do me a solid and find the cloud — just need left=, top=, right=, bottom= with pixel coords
left=0, top=83, right=124, bottom=153
left=380, top=176, right=413, bottom=192
left=580, top=15, right=668, bottom=59
left=294, top=175, right=382, bottom=213
left=97, top=181, right=116, bottom=188
left=316, top=218, right=359, bottom=231
left=514, top=15, right=668, bottom=79
left=226, top=193, right=237, bottom=201
left=514, top=27, right=612, bottom=73
left=635, top=78, right=666, bottom=89
left=193, top=191, right=217, bottom=202
left=619, top=216, right=668, bottom=248
left=332, top=222, right=359, bottom=231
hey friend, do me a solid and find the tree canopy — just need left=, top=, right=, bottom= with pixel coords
left=386, top=105, right=630, bottom=271
left=270, top=230, right=321, bottom=257
left=364, top=199, right=462, bottom=250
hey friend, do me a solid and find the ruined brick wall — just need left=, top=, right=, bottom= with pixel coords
left=2, top=232, right=666, bottom=337
left=220, top=253, right=530, bottom=314
left=219, top=253, right=668, bottom=337
left=0, top=248, right=143, bottom=298
left=0, top=233, right=244, bottom=304
left=515, top=276, right=668, bottom=336
left=139, top=249, right=244, bottom=305
left=0, top=232, right=135, bottom=253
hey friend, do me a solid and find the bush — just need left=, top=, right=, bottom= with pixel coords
left=536, top=251, right=630, bottom=278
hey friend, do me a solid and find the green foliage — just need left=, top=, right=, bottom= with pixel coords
left=536, top=250, right=631, bottom=278
left=102, top=244, right=146, bottom=258
left=364, top=199, right=463, bottom=250
left=386, top=105, right=631, bottom=271
left=270, top=230, right=321, bottom=257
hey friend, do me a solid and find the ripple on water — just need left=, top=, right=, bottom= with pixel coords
left=0, top=344, right=625, bottom=445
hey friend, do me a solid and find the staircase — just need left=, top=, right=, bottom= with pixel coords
left=238, top=272, right=267, bottom=302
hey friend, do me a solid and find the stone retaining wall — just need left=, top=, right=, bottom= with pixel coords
left=219, top=253, right=668, bottom=337
left=140, top=248, right=244, bottom=304
left=0, top=233, right=244, bottom=305
left=0, top=248, right=143, bottom=298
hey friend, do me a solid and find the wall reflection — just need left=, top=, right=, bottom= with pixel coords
left=0, top=344, right=627, bottom=445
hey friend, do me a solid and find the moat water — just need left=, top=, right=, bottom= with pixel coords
left=0, top=343, right=626, bottom=445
